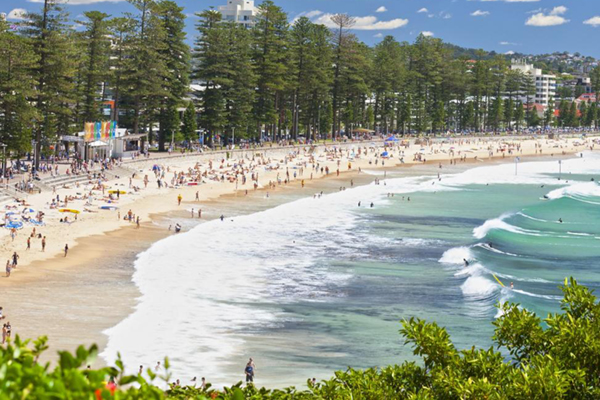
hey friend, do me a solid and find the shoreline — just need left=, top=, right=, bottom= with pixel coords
left=1, top=136, right=597, bottom=366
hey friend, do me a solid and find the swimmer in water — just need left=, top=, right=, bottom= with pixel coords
left=370, top=202, right=374, bottom=208
left=358, top=201, right=361, bottom=207
left=558, top=218, right=563, bottom=223
left=510, top=282, right=514, bottom=290
left=220, top=215, right=225, bottom=221
left=488, top=242, right=493, bottom=248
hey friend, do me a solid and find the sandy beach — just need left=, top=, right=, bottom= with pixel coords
left=1, top=134, right=597, bottom=366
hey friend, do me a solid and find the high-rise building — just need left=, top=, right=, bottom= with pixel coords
left=218, top=0, right=257, bottom=27
left=510, top=59, right=556, bottom=107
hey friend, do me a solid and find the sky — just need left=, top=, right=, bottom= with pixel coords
left=2, top=0, right=600, bottom=58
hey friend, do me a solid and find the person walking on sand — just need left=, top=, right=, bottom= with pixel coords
left=64, top=244, right=69, bottom=257
left=5, top=260, right=11, bottom=278
left=245, top=358, right=256, bottom=384
left=11, top=252, right=19, bottom=268
left=195, top=191, right=199, bottom=201
left=26, top=237, right=30, bottom=250
left=198, top=209, right=202, bottom=219
left=41, top=236, right=46, bottom=252
left=177, top=194, right=182, bottom=206
left=136, top=216, right=140, bottom=228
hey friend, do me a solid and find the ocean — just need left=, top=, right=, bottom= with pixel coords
left=101, top=152, right=600, bottom=387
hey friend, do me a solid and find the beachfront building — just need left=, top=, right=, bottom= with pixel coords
left=218, top=0, right=257, bottom=27
left=65, top=128, right=147, bottom=160
left=510, top=59, right=556, bottom=107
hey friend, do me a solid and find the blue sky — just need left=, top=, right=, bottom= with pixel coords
left=3, top=0, right=600, bottom=57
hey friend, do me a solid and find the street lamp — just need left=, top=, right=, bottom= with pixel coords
left=558, top=159, right=562, bottom=180
left=0, top=143, right=6, bottom=179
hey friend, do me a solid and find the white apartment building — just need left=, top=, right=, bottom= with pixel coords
left=510, top=59, right=556, bottom=107
left=218, top=0, right=257, bottom=27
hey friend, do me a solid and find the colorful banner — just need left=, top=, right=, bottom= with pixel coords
left=83, top=121, right=117, bottom=142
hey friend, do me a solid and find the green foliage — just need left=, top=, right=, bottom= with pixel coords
left=0, top=19, right=38, bottom=156
left=181, top=102, right=198, bottom=142
left=79, top=11, right=111, bottom=123
left=25, top=0, right=77, bottom=166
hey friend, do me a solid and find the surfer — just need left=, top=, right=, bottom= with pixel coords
left=463, top=258, right=469, bottom=267
left=358, top=201, right=361, bottom=207
left=558, top=218, right=563, bottom=223
left=488, top=242, right=493, bottom=249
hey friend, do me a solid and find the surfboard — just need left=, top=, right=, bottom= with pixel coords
left=59, top=209, right=80, bottom=214
left=108, top=190, right=127, bottom=195
left=493, top=274, right=505, bottom=287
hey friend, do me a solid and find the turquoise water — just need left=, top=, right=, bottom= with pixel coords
left=103, top=153, right=600, bottom=387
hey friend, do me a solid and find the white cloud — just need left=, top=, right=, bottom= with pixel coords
left=7, top=8, right=27, bottom=20
left=27, top=0, right=124, bottom=4
left=583, top=16, right=600, bottom=27
left=421, top=31, right=434, bottom=37
left=374, top=33, right=383, bottom=38
left=550, top=6, right=567, bottom=16
left=500, top=41, right=518, bottom=45
left=505, top=51, right=515, bottom=55
left=292, top=10, right=324, bottom=23
left=470, top=0, right=540, bottom=2
left=312, top=13, right=409, bottom=30
left=475, top=0, right=540, bottom=2
left=471, top=10, right=490, bottom=17
left=376, top=6, right=387, bottom=13
left=417, top=8, right=428, bottom=13
left=526, top=6, right=569, bottom=26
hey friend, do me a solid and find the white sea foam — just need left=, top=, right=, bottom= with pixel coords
left=102, top=173, right=446, bottom=384
left=567, top=231, right=592, bottom=237
left=517, top=212, right=549, bottom=223
left=437, top=152, right=600, bottom=189
left=104, top=152, right=600, bottom=384
left=439, top=246, right=473, bottom=265
left=474, top=243, right=518, bottom=257
left=546, top=181, right=600, bottom=200
left=511, top=289, right=562, bottom=301
left=460, top=276, right=498, bottom=299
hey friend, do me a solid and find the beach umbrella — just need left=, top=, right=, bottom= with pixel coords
left=381, top=151, right=389, bottom=157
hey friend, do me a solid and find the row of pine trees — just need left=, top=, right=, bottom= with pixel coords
left=1, top=0, right=600, bottom=164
